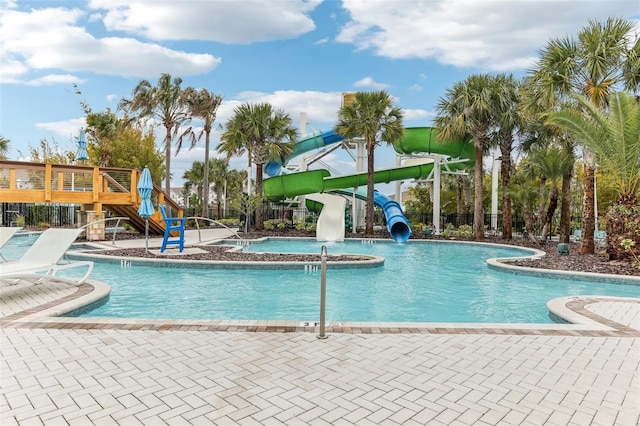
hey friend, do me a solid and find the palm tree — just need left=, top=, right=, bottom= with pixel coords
left=85, top=109, right=122, bottom=166
left=548, top=92, right=640, bottom=260
left=183, top=161, right=206, bottom=215
left=335, top=91, right=405, bottom=236
left=209, top=157, right=230, bottom=219
left=525, top=144, right=575, bottom=240
left=435, top=74, right=512, bottom=240
left=0, top=136, right=10, bottom=159
left=218, top=103, right=297, bottom=231
left=184, top=88, right=223, bottom=218
left=119, top=73, right=192, bottom=196
left=492, top=74, right=521, bottom=239
left=548, top=91, right=640, bottom=197
left=526, top=17, right=639, bottom=253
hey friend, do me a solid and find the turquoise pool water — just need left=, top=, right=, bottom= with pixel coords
left=2, top=237, right=638, bottom=323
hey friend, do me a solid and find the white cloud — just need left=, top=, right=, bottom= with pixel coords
left=0, top=5, right=220, bottom=83
left=25, top=74, right=85, bottom=87
left=34, top=117, right=87, bottom=141
left=353, top=77, right=390, bottom=90
left=227, top=90, right=343, bottom=129
left=337, top=0, right=640, bottom=71
left=90, top=0, right=321, bottom=43
left=403, top=108, right=432, bottom=121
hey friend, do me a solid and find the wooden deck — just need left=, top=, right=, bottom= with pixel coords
left=0, top=160, right=182, bottom=234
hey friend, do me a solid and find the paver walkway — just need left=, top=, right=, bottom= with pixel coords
left=1, top=276, right=639, bottom=425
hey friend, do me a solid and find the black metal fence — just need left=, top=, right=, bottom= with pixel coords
left=1, top=203, right=78, bottom=227
left=2, top=202, right=579, bottom=239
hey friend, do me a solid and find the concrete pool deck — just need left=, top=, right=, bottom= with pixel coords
left=1, top=232, right=639, bottom=425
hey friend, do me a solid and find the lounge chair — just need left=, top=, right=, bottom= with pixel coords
left=159, top=205, right=185, bottom=252
left=0, top=228, right=93, bottom=284
left=0, top=227, right=22, bottom=262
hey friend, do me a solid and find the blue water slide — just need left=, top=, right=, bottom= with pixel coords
left=332, top=188, right=411, bottom=242
left=265, top=130, right=344, bottom=176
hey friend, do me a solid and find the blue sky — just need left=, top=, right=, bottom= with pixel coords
left=1, top=0, right=638, bottom=195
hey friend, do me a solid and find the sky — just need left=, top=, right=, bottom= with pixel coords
left=1, top=0, right=639, bottom=196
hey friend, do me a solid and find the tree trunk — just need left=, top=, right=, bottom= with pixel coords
left=580, top=163, right=595, bottom=254
left=523, top=206, right=536, bottom=241
left=255, top=162, right=264, bottom=231
left=203, top=131, right=210, bottom=219
left=164, top=126, right=172, bottom=207
left=365, top=142, right=375, bottom=236
left=559, top=171, right=572, bottom=244
left=540, top=186, right=558, bottom=241
left=473, top=147, right=484, bottom=241
left=464, top=177, right=472, bottom=215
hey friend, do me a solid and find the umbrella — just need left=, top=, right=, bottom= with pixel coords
left=137, top=166, right=155, bottom=253
left=77, top=128, right=88, bottom=161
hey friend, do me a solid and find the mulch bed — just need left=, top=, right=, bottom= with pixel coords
left=80, top=228, right=639, bottom=276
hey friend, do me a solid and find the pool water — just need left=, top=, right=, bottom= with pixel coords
left=3, top=237, right=639, bottom=323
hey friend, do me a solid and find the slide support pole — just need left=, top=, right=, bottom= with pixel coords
left=432, top=154, right=441, bottom=234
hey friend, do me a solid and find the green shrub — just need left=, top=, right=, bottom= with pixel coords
left=263, top=220, right=275, bottom=230
left=443, top=223, right=456, bottom=236
left=455, top=224, right=473, bottom=238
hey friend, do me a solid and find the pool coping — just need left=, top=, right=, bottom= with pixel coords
left=2, top=276, right=638, bottom=337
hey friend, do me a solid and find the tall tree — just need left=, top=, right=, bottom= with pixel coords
left=492, top=74, right=521, bottom=239
left=0, top=136, right=10, bottom=159
left=435, top=74, right=512, bottom=240
left=548, top=92, right=640, bottom=205
left=183, top=161, right=206, bottom=216
left=218, top=103, right=297, bottom=230
left=525, top=144, right=575, bottom=240
left=184, top=88, right=223, bottom=218
left=526, top=17, right=639, bottom=253
left=335, top=91, right=405, bottom=236
left=85, top=109, right=123, bottom=166
left=209, top=157, right=230, bottom=219
left=119, top=73, right=192, bottom=197
left=548, top=91, right=640, bottom=260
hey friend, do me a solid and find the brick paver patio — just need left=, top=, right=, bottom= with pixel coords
left=1, top=275, right=638, bottom=425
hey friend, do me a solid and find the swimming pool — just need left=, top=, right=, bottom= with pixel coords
left=4, top=236, right=637, bottom=323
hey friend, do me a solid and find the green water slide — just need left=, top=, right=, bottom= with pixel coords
left=263, top=127, right=473, bottom=241
left=265, top=127, right=472, bottom=194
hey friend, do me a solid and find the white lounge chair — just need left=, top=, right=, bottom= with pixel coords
left=0, top=228, right=93, bottom=284
left=0, top=227, right=22, bottom=262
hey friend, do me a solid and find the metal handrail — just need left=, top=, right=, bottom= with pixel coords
left=187, top=216, right=246, bottom=245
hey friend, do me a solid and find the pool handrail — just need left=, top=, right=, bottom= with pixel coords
left=187, top=217, right=246, bottom=245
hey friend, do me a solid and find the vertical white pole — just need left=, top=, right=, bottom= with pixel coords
left=432, top=154, right=441, bottom=234
left=395, top=154, right=402, bottom=208
left=299, top=112, right=307, bottom=217
left=491, top=155, right=500, bottom=230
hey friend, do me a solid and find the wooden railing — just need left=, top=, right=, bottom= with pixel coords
left=0, top=160, right=182, bottom=232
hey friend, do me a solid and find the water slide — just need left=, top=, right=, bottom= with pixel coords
left=263, top=127, right=474, bottom=242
